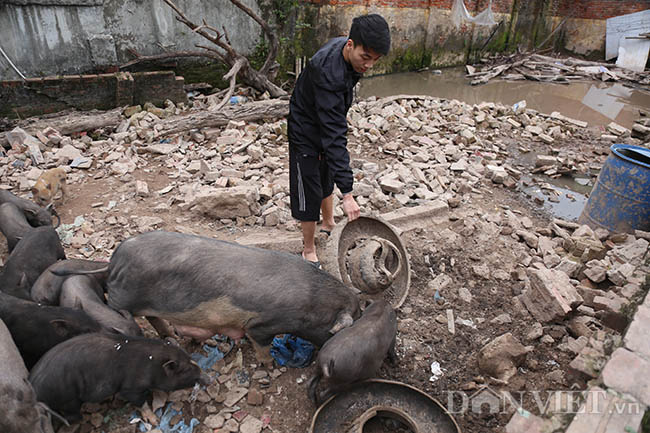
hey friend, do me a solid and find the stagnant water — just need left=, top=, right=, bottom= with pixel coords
left=359, top=67, right=650, bottom=130
left=358, top=68, right=650, bottom=221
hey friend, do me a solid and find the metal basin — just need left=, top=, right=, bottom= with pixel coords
left=309, top=379, right=461, bottom=433
left=320, top=216, right=411, bottom=308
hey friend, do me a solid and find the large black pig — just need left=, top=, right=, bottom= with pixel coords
left=54, top=230, right=360, bottom=364
left=31, top=258, right=109, bottom=305
left=0, top=291, right=104, bottom=369
left=29, top=332, right=211, bottom=422
left=0, top=189, right=55, bottom=227
left=0, top=202, right=35, bottom=252
left=0, top=225, right=66, bottom=300
left=307, top=300, right=397, bottom=405
left=0, top=318, right=54, bottom=433
left=59, top=275, right=143, bottom=336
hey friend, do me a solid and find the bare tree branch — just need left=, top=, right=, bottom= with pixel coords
left=210, top=57, right=247, bottom=112
left=229, top=0, right=279, bottom=76
left=163, top=0, right=237, bottom=58
left=121, top=0, right=288, bottom=98
left=119, top=50, right=223, bottom=69
left=195, top=45, right=227, bottom=61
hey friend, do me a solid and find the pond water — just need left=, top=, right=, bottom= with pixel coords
left=359, top=67, right=650, bottom=130
left=359, top=68, right=650, bottom=221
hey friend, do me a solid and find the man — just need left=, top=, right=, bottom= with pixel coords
left=288, top=14, right=391, bottom=268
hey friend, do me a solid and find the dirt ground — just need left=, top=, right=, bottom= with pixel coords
left=3, top=98, right=634, bottom=433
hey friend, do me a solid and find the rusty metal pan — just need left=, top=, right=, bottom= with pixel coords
left=320, top=216, right=411, bottom=308
left=309, top=379, right=461, bottom=433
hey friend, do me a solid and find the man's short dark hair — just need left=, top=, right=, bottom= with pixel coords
left=349, top=14, right=390, bottom=56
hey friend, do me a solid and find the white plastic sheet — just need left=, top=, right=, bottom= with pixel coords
left=451, top=0, right=498, bottom=29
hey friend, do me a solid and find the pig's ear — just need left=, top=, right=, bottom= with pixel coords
left=18, top=273, right=28, bottom=289
left=162, top=360, right=178, bottom=376
left=323, top=359, right=335, bottom=378
left=328, top=312, right=354, bottom=334
left=118, top=309, right=134, bottom=320
left=50, top=319, right=71, bottom=336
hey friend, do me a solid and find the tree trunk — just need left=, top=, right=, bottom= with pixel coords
left=159, top=98, right=289, bottom=136
left=0, top=108, right=123, bottom=149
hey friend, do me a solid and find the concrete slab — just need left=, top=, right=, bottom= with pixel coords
left=235, top=231, right=303, bottom=253
left=602, top=348, right=650, bottom=406
left=565, top=386, right=645, bottom=433
left=235, top=202, right=450, bottom=262
left=624, top=303, right=650, bottom=360
left=381, top=200, right=449, bottom=232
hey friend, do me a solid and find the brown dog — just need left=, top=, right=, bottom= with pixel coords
left=31, top=167, right=67, bottom=207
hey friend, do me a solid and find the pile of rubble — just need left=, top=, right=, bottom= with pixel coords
left=1, top=92, right=648, bottom=432
left=3, top=91, right=649, bottom=245
left=466, top=53, right=650, bottom=86
left=497, top=219, right=650, bottom=432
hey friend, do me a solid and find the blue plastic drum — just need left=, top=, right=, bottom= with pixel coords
left=579, top=143, right=650, bottom=233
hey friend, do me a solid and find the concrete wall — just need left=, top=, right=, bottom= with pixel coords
left=296, top=0, right=519, bottom=73
left=0, top=0, right=262, bottom=80
left=1, top=0, right=648, bottom=81
left=296, top=0, right=650, bottom=70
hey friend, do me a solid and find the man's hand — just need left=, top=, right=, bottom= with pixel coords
left=342, top=193, right=360, bottom=221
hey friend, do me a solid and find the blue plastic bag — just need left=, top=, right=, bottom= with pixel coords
left=190, top=335, right=232, bottom=371
left=270, top=334, right=315, bottom=368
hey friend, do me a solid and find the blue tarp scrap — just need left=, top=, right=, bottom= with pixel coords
left=190, top=334, right=233, bottom=371
left=270, top=334, right=315, bottom=368
left=132, top=403, right=199, bottom=433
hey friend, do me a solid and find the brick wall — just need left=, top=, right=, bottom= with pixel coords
left=557, top=0, right=650, bottom=20
left=132, top=72, right=188, bottom=108
left=0, top=71, right=187, bottom=118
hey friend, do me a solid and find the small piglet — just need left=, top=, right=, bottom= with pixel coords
left=0, top=318, right=54, bottom=433
left=59, top=275, right=143, bottom=336
left=308, top=300, right=397, bottom=405
left=0, top=291, right=104, bottom=369
left=31, top=258, right=109, bottom=305
left=29, top=332, right=211, bottom=422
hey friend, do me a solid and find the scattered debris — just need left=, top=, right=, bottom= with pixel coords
left=466, top=53, right=649, bottom=86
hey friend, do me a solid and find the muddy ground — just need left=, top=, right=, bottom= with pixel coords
left=1, top=94, right=644, bottom=433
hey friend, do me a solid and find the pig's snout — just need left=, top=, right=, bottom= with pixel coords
left=198, top=372, right=212, bottom=386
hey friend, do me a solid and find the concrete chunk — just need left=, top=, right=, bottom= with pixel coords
left=535, top=155, right=556, bottom=167
left=382, top=201, right=448, bottom=231
left=477, top=333, right=529, bottom=382
left=606, top=121, right=630, bottom=136
left=602, top=348, right=650, bottom=406
left=522, top=267, right=583, bottom=322
left=379, top=177, right=405, bottom=194
left=190, top=186, right=260, bottom=219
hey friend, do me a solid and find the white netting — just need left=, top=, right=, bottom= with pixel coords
left=451, top=0, right=498, bottom=29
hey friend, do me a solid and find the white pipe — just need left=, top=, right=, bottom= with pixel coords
left=0, top=44, right=26, bottom=80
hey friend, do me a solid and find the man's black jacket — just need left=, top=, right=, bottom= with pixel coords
left=288, top=37, right=361, bottom=195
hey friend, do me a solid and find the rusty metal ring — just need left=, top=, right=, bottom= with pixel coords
left=309, top=379, right=461, bottom=433
left=320, top=216, right=411, bottom=308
